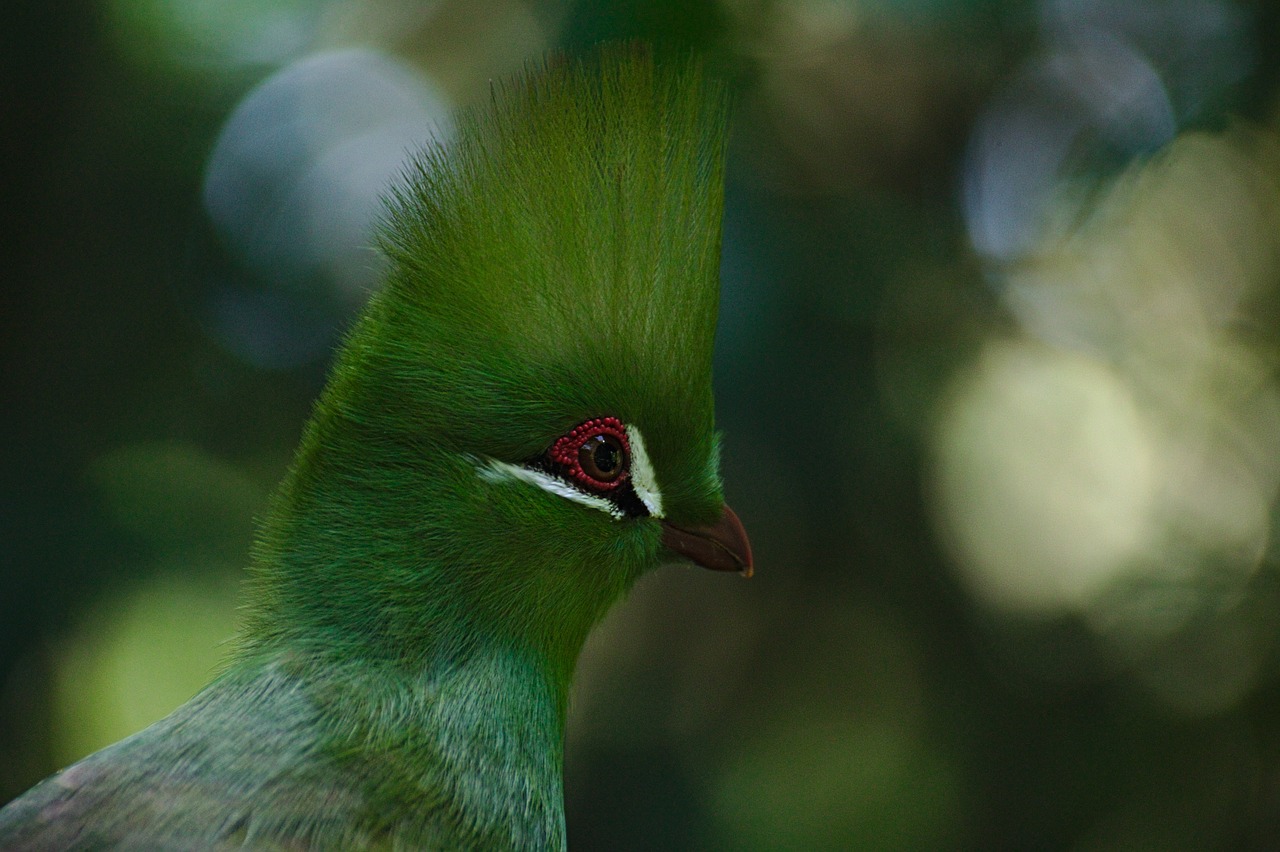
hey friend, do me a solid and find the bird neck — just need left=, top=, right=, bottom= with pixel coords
left=239, top=637, right=570, bottom=848
left=411, top=642, right=568, bottom=847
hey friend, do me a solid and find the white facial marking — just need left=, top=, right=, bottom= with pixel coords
left=625, top=425, right=664, bottom=519
left=479, top=460, right=624, bottom=519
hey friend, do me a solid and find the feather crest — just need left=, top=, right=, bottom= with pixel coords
left=364, top=46, right=729, bottom=513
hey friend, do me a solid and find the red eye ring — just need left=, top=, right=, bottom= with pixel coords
left=550, top=417, right=631, bottom=490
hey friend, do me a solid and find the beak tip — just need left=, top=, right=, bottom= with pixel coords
left=725, top=504, right=753, bottom=578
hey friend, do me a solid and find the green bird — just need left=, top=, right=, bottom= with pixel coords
left=0, top=46, right=750, bottom=849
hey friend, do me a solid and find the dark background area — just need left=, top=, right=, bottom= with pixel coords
left=4, top=0, right=1280, bottom=847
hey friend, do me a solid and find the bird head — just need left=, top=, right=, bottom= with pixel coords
left=240, top=48, right=748, bottom=683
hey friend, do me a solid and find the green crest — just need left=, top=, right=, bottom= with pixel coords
left=242, top=46, right=731, bottom=668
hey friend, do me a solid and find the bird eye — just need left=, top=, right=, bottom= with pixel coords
left=580, top=434, right=624, bottom=482
left=548, top=417, right=631, bottom=491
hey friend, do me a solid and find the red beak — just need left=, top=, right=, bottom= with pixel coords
left=660, top=504, right=754, bottom=577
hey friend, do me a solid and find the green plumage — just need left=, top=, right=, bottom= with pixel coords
left=0, top=46, right=731, bottom=849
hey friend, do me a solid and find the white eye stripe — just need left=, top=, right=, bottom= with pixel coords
left=625, top=425, right=664, bottom=519
left=475, top=422, right=665, bottom=520
left=478, top=460, right=625, bottom=519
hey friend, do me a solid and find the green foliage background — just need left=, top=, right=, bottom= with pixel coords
left=4, top=0, right=1280, bottom=848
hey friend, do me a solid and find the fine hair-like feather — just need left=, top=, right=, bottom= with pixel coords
left=0, top=45, right=732, bottom=851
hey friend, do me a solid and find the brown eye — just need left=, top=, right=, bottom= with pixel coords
left=548, top=416, right=632, bottom=491
left=579, top=434, right=626, bottom=482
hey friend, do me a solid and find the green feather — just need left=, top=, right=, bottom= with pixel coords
left=0, top=44, right=730, bottom=850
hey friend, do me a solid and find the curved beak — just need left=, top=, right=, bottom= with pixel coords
left=660, top=504, right=754, bottom=577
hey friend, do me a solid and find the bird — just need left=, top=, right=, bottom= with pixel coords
left=0, top=45, right=750, bottom=850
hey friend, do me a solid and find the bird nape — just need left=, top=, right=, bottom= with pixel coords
left=0, top=44, right=749, bottom=850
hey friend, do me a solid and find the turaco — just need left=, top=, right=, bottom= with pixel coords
left=0, top=44, right=751, bottom=850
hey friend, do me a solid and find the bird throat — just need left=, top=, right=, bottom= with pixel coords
left=282, top=639, right=571, bottom=848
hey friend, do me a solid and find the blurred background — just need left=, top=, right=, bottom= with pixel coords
left=4, top=0, right=1280, bottom=847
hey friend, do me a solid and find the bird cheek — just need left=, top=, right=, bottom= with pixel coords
left=616, top=518, right=668, bottom=577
